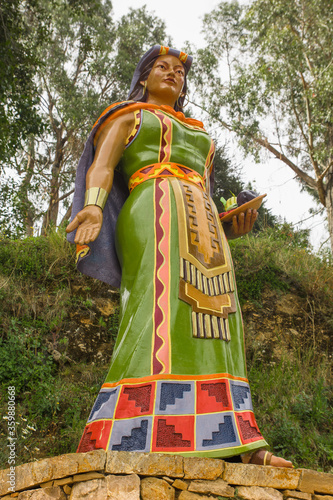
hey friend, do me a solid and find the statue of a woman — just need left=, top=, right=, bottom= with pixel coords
left=67, top=45, right=292, bottom=467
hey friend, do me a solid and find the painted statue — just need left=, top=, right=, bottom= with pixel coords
left=67, top=45, right=292, bottom=467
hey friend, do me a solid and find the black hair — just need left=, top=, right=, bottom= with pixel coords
left=128, top=57, right=188, bottom=112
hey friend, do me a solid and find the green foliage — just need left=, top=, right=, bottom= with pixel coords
left=0, top=238, right=48, bottom=279
left=0, top=229, right=74, bottom=281
left=0, top=179, right=27, bottom=239
left=0, top=0, right=46, bottom=162
left=0, top=359, right=106, bottom=465
left=230, top=222, right=312, bottom=302
left=0, top=320, right=55, bottom=394
left=236, top=264, right=289, bottom=303
left=263, top=222, right=311, bottom=250
left=248, top=353, right=333, bottom=470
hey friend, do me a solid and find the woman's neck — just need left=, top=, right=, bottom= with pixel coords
left=146, top=95, right=176, bottom=109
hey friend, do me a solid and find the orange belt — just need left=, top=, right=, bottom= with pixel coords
left=128, top=162, right=206, bottom=193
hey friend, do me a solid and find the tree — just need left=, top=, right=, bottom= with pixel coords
left=0, top=0, right=170, bottom=237
left=0, top=0, right=46, bottom=163
left=192, top=0, right=333, bottom=251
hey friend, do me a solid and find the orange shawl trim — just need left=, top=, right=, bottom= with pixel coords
left=93, top=101, right=205, bottom=146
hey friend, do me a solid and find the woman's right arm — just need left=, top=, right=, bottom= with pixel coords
left=66, top=112, right=135, bottom=245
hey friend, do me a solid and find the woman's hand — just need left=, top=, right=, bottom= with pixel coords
left=66, top=205, right=103, bottom=245
left=224, top=209, right=258, bottom=239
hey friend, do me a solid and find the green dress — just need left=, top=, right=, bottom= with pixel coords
left=77, top=106, right=268, bottom=457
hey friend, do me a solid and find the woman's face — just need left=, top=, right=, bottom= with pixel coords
left=143, top=55, right=185, bottom=106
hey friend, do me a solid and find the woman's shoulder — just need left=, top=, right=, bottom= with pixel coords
left=93, top=101, right=136, bottom=129
left=93, top=101, right=137, bottom=146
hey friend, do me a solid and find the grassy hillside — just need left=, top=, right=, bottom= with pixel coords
left=0, top=227, right=332, bottom=471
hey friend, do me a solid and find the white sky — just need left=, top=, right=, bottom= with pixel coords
left=112, top=0, right=328, bottom=250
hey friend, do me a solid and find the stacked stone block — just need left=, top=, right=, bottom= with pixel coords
left=0, top=450, right=332, bottom=499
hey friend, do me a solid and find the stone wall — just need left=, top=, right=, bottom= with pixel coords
left=0, top=450, right=332, bottom=500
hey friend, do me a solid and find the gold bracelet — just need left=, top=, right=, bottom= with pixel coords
left=84, top=187, right=108, bottom=210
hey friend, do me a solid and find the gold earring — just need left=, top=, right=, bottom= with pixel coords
left=142, top=81, right=147, bottom=96
left=177, top=93, right=189, bottom=109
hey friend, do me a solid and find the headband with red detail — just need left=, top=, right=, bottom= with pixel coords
left=127, top=45, right=192, bottom=99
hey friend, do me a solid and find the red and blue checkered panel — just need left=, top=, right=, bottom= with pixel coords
left=77, top=376, right=264, bottom=454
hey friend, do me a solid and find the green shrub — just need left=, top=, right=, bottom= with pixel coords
left=0, top=320, right=55, bottom=394
left=0, top=228, right=74, bottom=282
left=248, top=352, right=333, bottom=470
left=230, top=224, right=333, bottom=309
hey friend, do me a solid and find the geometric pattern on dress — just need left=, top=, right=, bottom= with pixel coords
left=155, top=381, right=195, bottom=415
left=235, top=411, right=263, bottom=444
left=152, top=415, right=195, bottom=452
left=128, top=163, right=206, bottom=193
left=88, top=388, right=119, bottom=422
left=191, top=312, right=233, bottom=341
left=109, top=416, right=153, bottom=453
left=115, top=383, right=155, bottom=419
left=180, top=259, right=235, bottom=298
left=152, top=179, right=171, bottom=375
left=170, top=178, right=236, bottom=343
left=196, top=380, right=232, bottom=414
left=178, top=182, right=227, bottom=269
left=77, top=374, right=267, bottom=454
left=77, top=419, right=113, bottom=453
left=151, top=109, right=172, bottom=164
left=203, top=139, right=215, bottom=195
left=196, top=412, right=240, bottom=451
left=125, top=110, right=141, bottom=148
left=230, top=381, right=253, bottom=411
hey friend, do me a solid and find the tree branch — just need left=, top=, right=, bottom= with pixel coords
left=290, top=86, right=309, bottom=148
left=60, top=203, right=73, bottom=225
left=319, top=161, right=333, bottom=182
left=251, top=134, right=318, bottom=190
left=299, top=71, right=326, bottom=204
left=191, top=100, right=318, bottom=191
left=56, top=188, right=75, bottom=204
